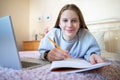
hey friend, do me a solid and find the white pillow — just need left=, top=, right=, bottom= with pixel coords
left=91, top=31, right=106, bottom=53
left=101, top=52, right=120, bottom=61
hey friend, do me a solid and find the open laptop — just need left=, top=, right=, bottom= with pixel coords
left=0, top=16, right=49, bottom=70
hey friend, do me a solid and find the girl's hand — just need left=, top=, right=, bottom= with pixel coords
left=47, top=48, right=70, bottom=61
left=90, top=54, right=104, bottom=64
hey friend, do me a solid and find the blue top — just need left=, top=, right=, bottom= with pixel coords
left=38, top=28, right=100, bottom=61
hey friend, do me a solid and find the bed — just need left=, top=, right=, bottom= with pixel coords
left=0, top=20, right=120, bottom=80
left=0, top=51, right=120, bottom=80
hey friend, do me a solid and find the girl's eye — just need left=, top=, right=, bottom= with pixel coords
left=62, top=19, right=78, bottom=23
left=63, top=19, right=68, bottom=22
left=72, top=19, right=77, bottom=23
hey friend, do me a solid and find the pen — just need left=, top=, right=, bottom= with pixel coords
left=48, top=37, right=62, bottom=50
left=48, top=37, right=70, bottom=59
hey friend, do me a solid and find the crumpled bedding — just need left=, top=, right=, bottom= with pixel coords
left=0, top=61, right=120, bottom=80
left=0, top=51, right=120, bottom=80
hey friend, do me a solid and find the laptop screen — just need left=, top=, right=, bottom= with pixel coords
left=0, top=16, right=22, bottom=70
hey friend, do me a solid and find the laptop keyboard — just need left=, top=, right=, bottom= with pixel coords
left=21, top=60, right=50, bottom=69
left=21, top=61, right=41, bottom=68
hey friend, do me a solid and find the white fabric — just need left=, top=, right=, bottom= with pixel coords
left=91, top=31, right=106, bottom=53
left=19, top=51, right=40, bottom=59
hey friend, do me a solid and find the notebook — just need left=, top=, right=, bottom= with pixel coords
left=0, top=15, right=49, bottom=70
left=50, top=58, right=110, bottom=73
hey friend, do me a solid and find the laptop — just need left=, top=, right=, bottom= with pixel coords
left=0, top=16, right=49, bottom=70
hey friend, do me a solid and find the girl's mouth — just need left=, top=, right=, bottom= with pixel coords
left=66, top=29, right=74, bottom=33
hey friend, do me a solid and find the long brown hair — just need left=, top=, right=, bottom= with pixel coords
left=54, top=4, right=88, bottom=29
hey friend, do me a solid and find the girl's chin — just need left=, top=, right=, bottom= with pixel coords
left=65, top=33, right=75, bottom=37
left=66, top=31, right=75, bottom=34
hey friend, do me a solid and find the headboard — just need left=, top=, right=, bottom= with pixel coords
left=87, top=19, right=120, bottom=54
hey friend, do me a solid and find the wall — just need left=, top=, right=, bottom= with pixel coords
left=0, top=0, right=29, bottom=50
left=29, top=0, right=120, bottom=40
left=0, top=0, right=120, bottom=50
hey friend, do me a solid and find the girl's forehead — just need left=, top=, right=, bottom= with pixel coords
left=61, top=10, right=78, bottom=18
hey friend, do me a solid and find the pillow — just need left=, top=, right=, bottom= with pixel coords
left=91, top=31, right=106, bottom=53
left=101, top=52, right=120, bottom=61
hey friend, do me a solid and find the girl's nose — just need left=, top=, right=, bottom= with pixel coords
left=67, top=21, right=72, bottom=27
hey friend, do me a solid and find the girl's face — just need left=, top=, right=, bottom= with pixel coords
left=59, top=10, right=80, bottom=41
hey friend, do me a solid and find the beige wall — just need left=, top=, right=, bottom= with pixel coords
left=29, top=0, right=120, bottom=40
left=0, top=0, right=120, bottom=50
left=0, top=0, right=29, bottom=50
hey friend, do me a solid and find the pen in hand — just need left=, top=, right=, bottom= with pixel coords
left=48, top=37, right=70, bottom=59
left=48, top=37, right=62, bottom=50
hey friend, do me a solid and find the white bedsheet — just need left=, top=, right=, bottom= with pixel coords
left=19, top=51, right=40, bottom=59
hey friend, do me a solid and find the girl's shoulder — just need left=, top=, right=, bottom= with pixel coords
left=49, top=28, right=60, bottom=32
left=78, top=29, right=94, bottom=39
left=45, top=28, right=61, bottom=38
left=78, top=29, right=91, bottom=35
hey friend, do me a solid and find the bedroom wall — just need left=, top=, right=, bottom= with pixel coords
left=0, top=0, right=120, bottom=51
left=29, top=0, right=120, bottom=40
left=0, top=0, right=29, bottom=50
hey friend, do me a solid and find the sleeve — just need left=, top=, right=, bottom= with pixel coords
left=40, top=50, right=50, bottom=60
left=81, top=30, right=101, bottom=61
left=84, top=37, right=101, bottom=61
left=38, top=28, right=58, bottom=60
left=38, top=37, right=52, bottom=60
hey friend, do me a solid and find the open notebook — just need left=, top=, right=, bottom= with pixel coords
left=50, top=58, right=111, bottom=73
left=0, top=16, right=49, bottom=70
